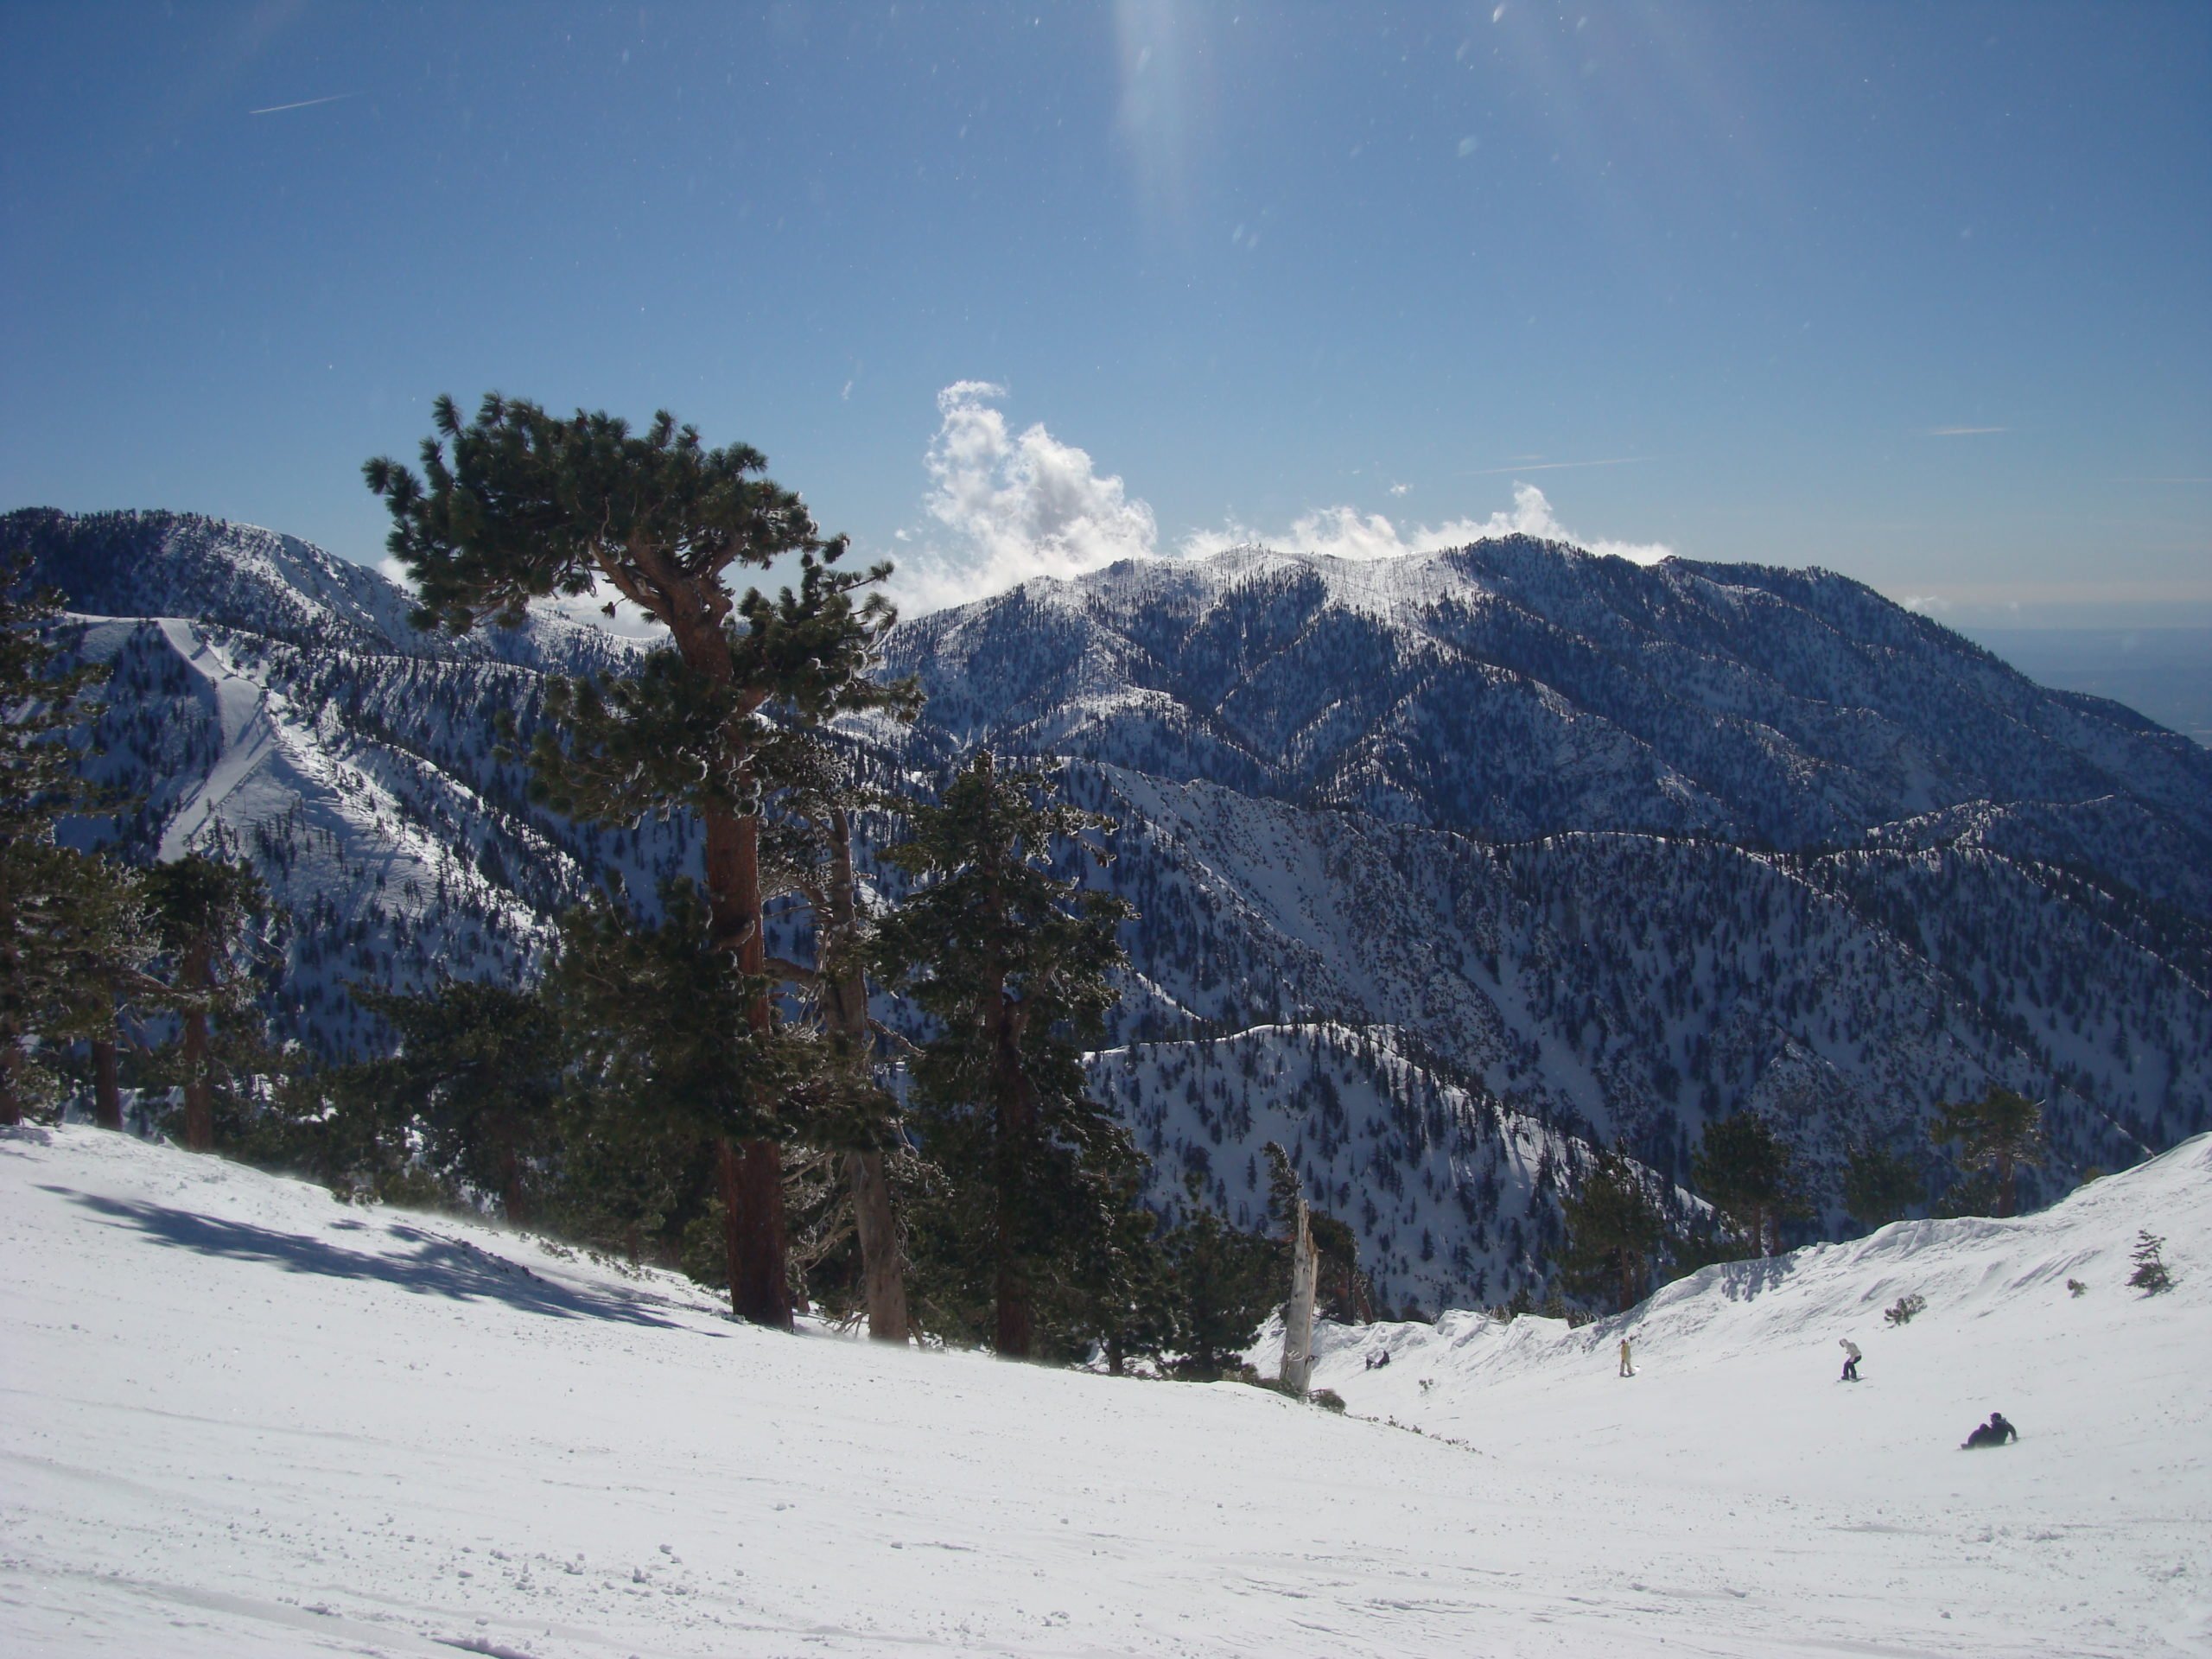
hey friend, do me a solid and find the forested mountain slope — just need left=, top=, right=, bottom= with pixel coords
left=885, top=539, right=2212, bottom=874
left=9, top=507, right=2206, bottom=1308
left=3, top=510, right=668, bottom=1053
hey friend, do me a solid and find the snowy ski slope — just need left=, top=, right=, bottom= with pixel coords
left=3, top=1126, right=2206, bottom=1656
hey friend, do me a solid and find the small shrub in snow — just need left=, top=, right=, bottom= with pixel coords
left=1884, top=1292, right=1926, bottom=1326
left=2066, top=1278, right=2088, bottom=1298
left=1312, top=1389, right=1347, bottom=1414
left=2127, top=1231, right=2172, bottom=1295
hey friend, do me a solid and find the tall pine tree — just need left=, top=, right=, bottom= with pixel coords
left=143, top=853, right=270, bottom=1153
left=1561, top=1147, right=1666, bottom=1312
left=872, top=751, right=1137, bottom=1359
left=1692, top=1112, right=1804, bottom=1257
left=352, top=980, right=563, bottom=1222
left=1930, top=1085, right=2043, bottom=1217
left=1841, top=1141, right=1925, bottom=1232
left=367, top=394, right=892, bottom=1329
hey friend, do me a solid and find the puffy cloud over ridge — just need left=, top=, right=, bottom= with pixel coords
left=899, top=381, right=1158, bottom=613
left=1179, top=483, right=1673, bottom=568
left=894, top=384, right=1671, bottom=613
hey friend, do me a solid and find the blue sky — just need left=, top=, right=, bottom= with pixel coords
left=3, top=2, right=2207, bottom=624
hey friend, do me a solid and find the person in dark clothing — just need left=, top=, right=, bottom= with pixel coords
left=1961, top=1411, right=2018, bottom=1448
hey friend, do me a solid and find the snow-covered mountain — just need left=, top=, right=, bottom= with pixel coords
left=6, top=510, right=671, bottom=1054
left=889, top=547, right=2210, bottom=1274
left=10, top=507, right=2209, bottom=1311
left=4, top=1119, right=2204, bottom=1655
left=887, top=538, right=2211, bottom=867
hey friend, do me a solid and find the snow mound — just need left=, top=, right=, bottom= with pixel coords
left=4, top=1125, right=2209, bottom=1656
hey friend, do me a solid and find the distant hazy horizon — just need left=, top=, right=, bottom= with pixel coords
left=1963, top=626, right=2212, bottom=748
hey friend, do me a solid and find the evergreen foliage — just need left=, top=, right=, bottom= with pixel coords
left=2127, top=1230, right=2171, bottom=1295
left=1691, top=1112, right=1806, bottom=1257
left=1929, top=1085, right=2044, bottom=1217
left=366, top=392, right=896, bottom=1331
left=872, top=750, right=1141, bottom=1359
left=143, top=852, right=274, bottom=1152
left=347, top=979, right=563, bottom=1222
left=1560, top=1147, right=1666, bottom=1312
left=1841, top=1142, right=1925, bottom=1232
left=0, top=563, right=149, bottom=1125
left=1158, top=1170, right=1281, bottom=1379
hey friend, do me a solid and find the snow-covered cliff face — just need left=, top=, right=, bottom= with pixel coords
left=10, top=508, right=2208, bottom=1312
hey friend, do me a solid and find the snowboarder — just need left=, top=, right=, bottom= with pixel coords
left=1839, top=1338, right=1861, bottom=1382
left=1961, top=1412, right=2018, bottom=1449
left=1618, top=1337, right=1635, bottom=1377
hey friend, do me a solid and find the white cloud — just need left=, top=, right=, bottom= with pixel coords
left=1181, top=482, right=1673, bottom=567
left=893, top=386, right=1673, bottom=616
left=1898, top=594, right=1954, bottom=615
left=896, top=382, right=1160, bottom=613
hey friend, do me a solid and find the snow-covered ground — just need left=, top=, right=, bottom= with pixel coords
left=3, top=1125, right=2206, bottom=1656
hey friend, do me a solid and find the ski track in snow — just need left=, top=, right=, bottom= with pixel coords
left=2, top=1126, right=2207, bottom=1657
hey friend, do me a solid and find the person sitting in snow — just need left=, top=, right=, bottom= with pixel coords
left=1839, top=1338, right=1861, bottom=1382
left=1363, top=1348, right=1391, bottom=1371
left=1961, top=1411, right=2017, bottom=1448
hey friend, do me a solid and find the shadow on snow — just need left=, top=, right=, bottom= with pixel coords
left=46, top=1185, right=702, bottom=1331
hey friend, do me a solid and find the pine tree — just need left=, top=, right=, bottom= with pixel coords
left=0, top=564, right=148, bottom=1127
left=143, top=853, right=270, bottom=1152
left=1841, top=1142, right=1924, bottom=1232
left=351, top=980, right=563, bottom=1222
left=1560, top=1146, right=1665, bottom=1312
left=548, top=877, right=796, bottom=1254
left=2127, top=1230, right=2171, bottom=1295
left=751, top=571, right=920, bottom=1341
left=1159, top=1169, right=1281, bottom=1380
left=1929, top=1085, right=2043, bottom=1217
left=1692, top=1112, right=1804, bottom=1257
left=871, top=750, right=1138, bottom=1359
left=366, top=394, right=893, bottom=1330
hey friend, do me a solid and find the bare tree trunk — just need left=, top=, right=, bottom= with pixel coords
left=92, top=1038, right=121, bottom=1131
left=846, top=1149, right=906, bottom=1343
left=1281, top=1191, right=1319, bottom=1395
left=181, top=938, right=213, bottom=1153
left=1997, top=1153, right=2017, bottom=1218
